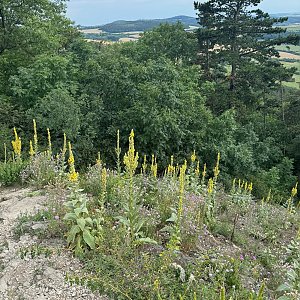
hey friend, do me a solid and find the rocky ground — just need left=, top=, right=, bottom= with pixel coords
left=0, top=187, right=105, bottom=300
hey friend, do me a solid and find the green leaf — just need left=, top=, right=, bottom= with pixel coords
left=77, top=218, right=86, bottom=231
left=63, top=212, right=77, bottom=221
left=83, top=229, right=95, bottom=249
left=67, top=225, right=80, bottom=244
left=166, top=213, right=177, bottom=223
left=136, top=237, right=157, bottom=245
left=117, top=216, right=130, bottom=227
left=276, top=283, right=291, bottom=292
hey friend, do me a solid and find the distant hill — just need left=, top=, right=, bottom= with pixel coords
left=80, top=13, right=300, bottom=33
left=82, top=16, right=198, bottom=33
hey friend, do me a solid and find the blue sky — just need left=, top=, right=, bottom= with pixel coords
left=66, top=0, right=300, bottom=25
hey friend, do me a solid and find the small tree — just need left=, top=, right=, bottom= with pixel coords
left=194, top=0, right=299, bottom=90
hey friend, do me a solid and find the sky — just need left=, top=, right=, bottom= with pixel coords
left=66, top=0, right=300, bottom=26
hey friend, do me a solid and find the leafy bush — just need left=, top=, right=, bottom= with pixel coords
left=0, top=160, right=26, bottom=186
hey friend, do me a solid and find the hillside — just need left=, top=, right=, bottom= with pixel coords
left=83, top=15, right=199, bottom=33
left=80, top=13, right=300, bottom=34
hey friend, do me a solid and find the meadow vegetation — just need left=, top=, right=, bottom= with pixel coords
left=0, top=0, right=300, bottom=299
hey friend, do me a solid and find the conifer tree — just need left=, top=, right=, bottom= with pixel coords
left=194, top=0, right=299, bottom=90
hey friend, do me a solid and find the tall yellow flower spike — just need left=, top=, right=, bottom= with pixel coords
left=248, top=182, right=253, bottom=193
left=47, top=128, right=52, bottom=156
left=68, top=141, right=78, bottom=182
left=11, top=127, right=21, bottom=159
left=291, top=182, right=298, bottom=198
left=96, top=151, right=102, bottom=166
left=29, top=140, right=35, bottom=157
left=142, top=154, right=147, bottom=175
left=151, top=154, right=157, bottom=178
left=207, top=178, right=214, bottom=194
left=167, top=155, right=175, bottom=176
left=123, top=129, right=139, bottom=176
left=202, top=163, right=207, bottom=182
left=191, top=150, right=196, bottom=163
left=213, top=152, right=220, bottom=180
left=33, top=119, right=38, bottom=154
left=195, top=160, right=200, bottom=177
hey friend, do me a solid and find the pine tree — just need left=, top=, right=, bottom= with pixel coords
left=194, top=0, right=299, bottom=90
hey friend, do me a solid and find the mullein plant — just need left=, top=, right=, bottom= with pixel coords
left=47, top=128, right=52, bottom=157
left=11, top=127, right=22, bottom=161
left=231, top=178, right=253, bottom=202
left=118, top=130, right=156, bottom=245
left=68, top=141, right=79, bottom=183
left=286, top=182, right=298, bottom=214
left=115, top=129, right=121, bottom=175
left=33, top=119, right=38, bottom=154
left=100, top=167, right=107, bottom=209
left=142, top=155, right=147, bottom=176
left=161, top=162, right=187, bottom=267
left=151, top=154, right=158, bottom=178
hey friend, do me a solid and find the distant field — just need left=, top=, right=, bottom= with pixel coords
left=276, top=44, right=300, bottom=56
left=279, top=51, right=300, bottom=60
left=280, top=60, right=300, bottom=89
left=80, top=28, right=103, bottom=34
left=281, top=24, right=300, bottom=32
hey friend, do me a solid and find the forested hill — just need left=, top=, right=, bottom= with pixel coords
left=81, top=15, right=198, bottom=33
left=80, top=13, right=300, bottom=32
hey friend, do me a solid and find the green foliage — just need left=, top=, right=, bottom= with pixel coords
left=64, top=188, right=103, bottom=257
left=22, top=152, right=67, bottom=188
left=0, top=160, right=26, bottom=186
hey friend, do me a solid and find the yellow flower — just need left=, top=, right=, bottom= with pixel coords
left=68, top=171, right=79, bottom=182
left=291, top=182, right=298, bottom=198
left=11, top=127, right=22, bottom=158
left=195, top=160, right=200, bottom=177
left=142, top=154, right=147, bottom=175
left=191, top=150, right=196, bottom=163
left=213, top=152, right=220, bottom=180
left=96, top=151, right=102, bottom=166
left=202, top=163, right=207, bottom=181
left=248, top=182, right=253, bottom=193
left=167, top=155, right=175, bottom=176
left=47, top=128, right=52, bottom=156
left=123, top=129, right=139, bottom=176
left=29, top=140, right=35, bottom=157
left=207, top=178, right=214, bottom=194
left=33, top=119, right=38, bottom=154
left=151, top=154, right=157, bottom=178
left=68, top=141, right=78, bottom=182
